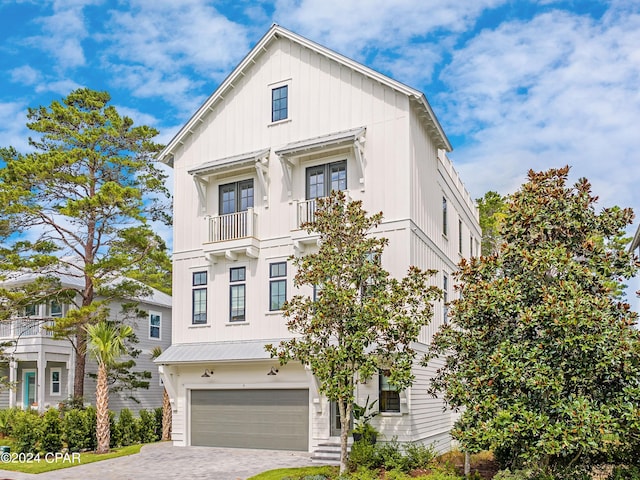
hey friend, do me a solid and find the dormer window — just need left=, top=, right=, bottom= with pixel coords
left=272, top=85, right=288, bottom=122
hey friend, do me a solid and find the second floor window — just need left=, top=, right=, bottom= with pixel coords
left=269, top=262, right=287, bottom=311
left=220, top=180, right=254, bottom=215
left=442, top=197, right=448, bottom=237
left=306, top=160, right=347, bottom=200
left=192, top=271, right=207, bottom=324
left=230, top=267, right=246, bottom=322
left=272, top=85, right=288, bottom=122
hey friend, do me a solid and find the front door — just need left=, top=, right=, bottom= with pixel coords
left=330, top=400, right=352, bottom=437
left=23, top=371, right=36, bottom=408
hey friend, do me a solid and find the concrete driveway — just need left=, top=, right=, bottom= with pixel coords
left=0, top=442, right=316, bottom=480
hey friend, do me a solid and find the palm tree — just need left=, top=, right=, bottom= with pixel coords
left=86, top=321, right=134, bottom=454
left=151, top=346, right=172, bottom=441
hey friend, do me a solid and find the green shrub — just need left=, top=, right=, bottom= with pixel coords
left=403, top=442, right=436, bottom=471
left=348, top=441, right=379, bottom=471
left=153, top=407, right=163, bottom=439
left=109, top=410, right=119, bottom=448
left=117, top=408, right=138, bottom=446
left=12, top=409, right=42, bottom=454
left=377, top=439, right=408, bottom=471
left=83, top=406, right=97, bottom=451
left=62, top=408, right=86, bottom=451
left=608, top=466, right=640, bottom=480
left=0, top=408, right=19, bottom=437
left=138, top=409, right=158, bottom=443
left=40, top=408, right=63, bottom=453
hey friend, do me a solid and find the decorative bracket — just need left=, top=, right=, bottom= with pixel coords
left=278, top=156, right=294, bottom=198
left=354, top=133, right=366, bottom=190
left=193, top=176, right=209, bottom=213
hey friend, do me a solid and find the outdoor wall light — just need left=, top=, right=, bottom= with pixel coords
left=267, top=367, right=279, bottom=376
left=201, top=369, right=214, bottom=378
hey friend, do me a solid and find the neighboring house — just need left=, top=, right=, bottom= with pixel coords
left=631, top=224, right=640, bottom=256
left=155, top=25, right=480, bottom=455
left=0, top=270, right=172, bottom=414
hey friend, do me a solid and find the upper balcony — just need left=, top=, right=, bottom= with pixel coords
left=0, top=318, right=56, bottom=340
left=203, top=208, right=260, bottom=262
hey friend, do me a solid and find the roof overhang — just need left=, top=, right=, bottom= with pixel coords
left=153, top=339, right=281, bottom=364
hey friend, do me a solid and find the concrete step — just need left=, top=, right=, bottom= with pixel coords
left=311, top=442, right=351, bottom=464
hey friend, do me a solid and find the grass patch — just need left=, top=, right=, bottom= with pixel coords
left=0, top=444, right=142, bottom=474
left=247, top=466, right=338, bottom=480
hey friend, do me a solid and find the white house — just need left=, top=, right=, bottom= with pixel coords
left=156, top=25, right=480, bottom=455
left=0, top=269, right=172, bottom=413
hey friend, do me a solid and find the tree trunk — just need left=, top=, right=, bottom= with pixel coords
left=338, top=399, right=352, bottom=474
left=161, top=387, right=172, bottom=441
left=95, top=363, right=110, bottom=454
left=74, top=327, right=87, bottom=399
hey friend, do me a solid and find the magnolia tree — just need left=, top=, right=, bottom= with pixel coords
left=427, top=167, right=640, bottom=478
left=0, top=88, right=171, bottom=398
left=267, top=191, right=441, bottom=473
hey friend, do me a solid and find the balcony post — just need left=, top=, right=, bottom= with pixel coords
left=247, top=208, right=254, bottom=237
left=8, top=358, right=16, bottom=408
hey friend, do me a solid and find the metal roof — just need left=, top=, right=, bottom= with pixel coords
left=275, top=127, right=365, bottom=157
left=187, top=148, right=270, bottom=177
left=153, top=339, right=284, bottom=364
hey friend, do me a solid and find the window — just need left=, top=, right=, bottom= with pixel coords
left=220, top=180, right=254, bottom=215
left=50, top=368, right=61, bottom=396
left=149, top=312, right=161, bottom=339
left=313, top=284, right=323, bottom=302
left=230, top=267, right=246, bottom=322
left=306, top=160, right=347, bottom=200
left=458, top=218, right=463, bottom=254
left=272, top=85, right=288, bottom=122
left=470, top=234, right=474, bottom=257
left=24, top=304, right=37, bottom=317
left=192, top=271, right=207, bottom=324
left=442, top=197, right=448, bottom=236
left=269, top=262, right=287, bottom=311
left=379, top=370, right=400, bottom=412
left=49, top=301, right=63, bottom=317
left=443, top=273, right=449, bottom=324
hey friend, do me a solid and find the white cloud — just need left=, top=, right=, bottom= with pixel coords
left=9, top=65, right=41, bottom=85
left=34, top=78, right=82, bottom=96
left=0, top=102, right=30, bottom=152
left=440, top=8, right=640, bottom=218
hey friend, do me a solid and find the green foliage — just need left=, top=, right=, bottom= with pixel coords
left=83, top=406, right=98, bottom=451
left=428, top=167, right=640, bottom=476
left=348, top=441, right=379, bottom=471
left=117, top=408, right=138, bottom=446
left=12, top=409, right=42, bottom=454
left=348, top=439, right=437, bottom=473
left=376, top=439, right=407, bottom=471
left=0, top=88, right=171, bottom=398
left=267, top=191, right=441, bottom=473
left=476, top=190, right=508, bottom=256
left=0, top=408, right=18, bottom=437
left=62, top=408, right=88, bottom=451
left=153, top=407, right=163, bottom=440
left=109, top=410, right=119, bottom=449
left=607, top=466, right=640, bottom=480
left=402, top=442, right=437, bottom=470
left=137, top=409, right=158, bottom=443
left=40, top=408, right=63, bottom=453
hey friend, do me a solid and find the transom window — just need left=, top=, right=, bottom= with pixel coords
left=272, top=85, right=288, bottom=122
left=379, top=370, right=400, bottom=412
left=220, top=180, right=254, bottom=215
left=269, top=262, right=287, bottom=311
left=306, top=160, right=347, bottom=200
left=230, top=267, right=246, bottom=322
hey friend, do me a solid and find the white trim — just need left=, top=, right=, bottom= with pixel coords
left=49, top=367, right=62, bottom=396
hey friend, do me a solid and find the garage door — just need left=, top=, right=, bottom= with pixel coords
left=190, top=389, right=309, bottom=451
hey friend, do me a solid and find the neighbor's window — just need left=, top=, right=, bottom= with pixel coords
left=149, top=312, right=161, bottom=339
left=192, top=271, right=207, bottom=324
left=443, top=273, right=449, bottom=324
left=230, top=267, right=246, bottom=322
left=272, top=85, right=288, bottom=122
left=442, top=197, right=448, bottom=236
left=269, top=262, right=287, bottom=311
left=458, top=218, right=463, bottom=254
left=49, top=301, right=63, bottom=317
left=379, top=370, right=400, bottom=412
left=50, top=368, right=61, bottom=396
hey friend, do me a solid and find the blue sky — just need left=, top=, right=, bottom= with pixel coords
left=1, top=0, right=639, bottom=307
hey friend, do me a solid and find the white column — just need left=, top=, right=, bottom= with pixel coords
left=8, top=358, right=17, bottom=408
left=67, top=350, right=75, bottom=401
left=37, top=350, right=46, bottom=413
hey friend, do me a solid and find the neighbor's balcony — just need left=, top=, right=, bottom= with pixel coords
left=0, top=318, right=56, bottom=339
left=203, top=208, right=260, bottom=261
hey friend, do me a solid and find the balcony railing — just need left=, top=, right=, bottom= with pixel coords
left=297, top=199, right=317, bottom=228
left=208, top=208, right=257, bottom=243
left=0, top=318, right=56, bottom=339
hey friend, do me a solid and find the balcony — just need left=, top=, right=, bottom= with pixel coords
left=204, top=208, right=260, bottom=262
left=296, top=199, right=317, bottom=228
left=0, top=318, right=56, bottom=339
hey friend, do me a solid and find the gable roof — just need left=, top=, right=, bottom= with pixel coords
left=158, top=24, right=451, bottom=167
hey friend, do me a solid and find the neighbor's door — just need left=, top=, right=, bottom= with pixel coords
left=23, top=371, right=36, bottom=408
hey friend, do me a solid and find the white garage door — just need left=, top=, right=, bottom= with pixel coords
left=190, top=389, right=309, bottom=451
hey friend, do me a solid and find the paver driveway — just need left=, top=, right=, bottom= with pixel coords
left=0, top=441, right=316, bottom=480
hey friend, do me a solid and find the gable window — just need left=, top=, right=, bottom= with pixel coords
left=50, top=368, right=61, bottom=396
left=230, top=267, right=246, bottom=322
left=379, top=370, right=400, bottom=412
left=306, top=160, right=347, bottom=200
left=442, top=197, right=448, bottom=237
left=192, top=271, right=207, bottom=325
left=269, top=262, right=287, bottom=311
left=149, top=312, right=161, bottom=339
left=272, top=85, right=288, bottom=122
